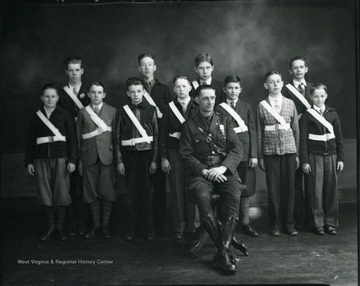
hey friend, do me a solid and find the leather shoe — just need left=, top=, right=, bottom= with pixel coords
left=315, top=227, right=325, bottom=235
left=40, top=228, right=55, bottom=241
left=242, top=224, right=258, bottom=237
left=269, top=229, right=280, bottom=236
left=174, top=232, right=184, bottom=240
left=125, top=234, right=134, bottom=241
left=325, top=226, right=337, bottom=235
left=85, top=226, right=99, bottom=239
left=102, top=226, right=110, bottom=239
left=146, top=234, right=156, bottom=241
left=286, top=229, right=298, bottom=236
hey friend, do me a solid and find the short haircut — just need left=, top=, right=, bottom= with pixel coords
left=264, top=71, right=282, bottom=82
left=194, top=53, right=214, bottom=67
left=126, top=77, right=145, bottom=90
left=64, top=56, right=83, bottom=69
left=138, top=53, right=155, bottom=65
left=310, top=83, right=328, bottom=95
left=289, top=56, right=308, bottom=68
left=224, top=75, right=241, bottom=86
left=42, top=83, right=58, bottom=95
left=195, top=84, right=215, bottom=97
left=173, top=75, right=191, bottom=85
left=89, top=81, right=106, bottom=93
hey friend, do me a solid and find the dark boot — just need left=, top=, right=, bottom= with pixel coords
left=202, top=212, right=236, bottom=273
left=102, top=201, right=112, bottom=239
left=85, top=201, right=100, bottom=239
left=40, top=206, right=55, bottom=241
left=189, top=226, right=209, bottom=257
left=55, top=206, right=67, bottom=241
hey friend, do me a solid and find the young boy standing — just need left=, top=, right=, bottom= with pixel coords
left=257, top=71, right=299, bottom=236
left=215, top=75, right=258, bottom=237
left=138, top=53, right=172, bottom=236
left=25, top=84, right=77, bottom=241
left=117, top=77, right=158, bottom=241
left=283, top=56, right=314, bottom=230
left=159, top=75, right=199, bottom=240
left=58, top=56, right=90, bottom=236
left=77, top=82, right=119, bottom=239
left=189, top=53, right=225, bottom=106
left=300, top=84, right=344, bottom=235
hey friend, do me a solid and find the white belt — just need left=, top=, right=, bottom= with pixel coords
left=233, top=126, right=248, bottom=134
left=82, top=127, right=112, bottom=140
left=264, top=123, right=290, bottom=131
left=169, top=132, right=181, bottom=139
left=36, top=135, right=66, bottom=145
left=121, top=136, right=154, bottom=146
left=308, top=133, right=335, bottom=141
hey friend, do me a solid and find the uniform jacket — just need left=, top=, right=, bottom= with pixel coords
left=58, top=83, right=91, bottom=119
left=25, top=106, right=77, bottom=167
left=179, top=111, right=243, bottom=175
left=77, top=102, right=119, bottom=166
left=215, top=98, right=257, bottom=161
left=117, top=100, right=158, bottom=163
left=189, top=78, right=225, bottom=106
left=300, top=105, right=344, bottom=164
left=159, top=97, right=198, bottom=158
left=283, top=81, right=313, bottom=115
left=144, top=79, right=173, bottom=114
left=257, top=96, right=299, bottom=158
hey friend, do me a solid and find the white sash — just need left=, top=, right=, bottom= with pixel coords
left=123, top=105, right=151, bottom=144
left=261, top=100, right=289, bottom=130
left=192, top=81, right=199, bottom=90
left=219, top=103, right=248, bottom=133
left=82, top=106, right=112, bottom=139
left=63, top=85, right=85, bottom=109
left=306, top=108, right=334, bottom=135
left=36, top=110, right=66, bottom=143
left=169, top=101, right=185, bottom=124
left=285, top=84, right=311, bottom=109
left=143, top=90, right=163, bottom=118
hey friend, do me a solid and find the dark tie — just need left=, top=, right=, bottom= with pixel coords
left=94, top=106, right=100, bottom=114
left=202, top=81, right=207, bottom=85
left=230, top=101, right=236, bottom=110
left=319, top=108, right=323, bottom=116
left=298, top=83, right=305, bottom=95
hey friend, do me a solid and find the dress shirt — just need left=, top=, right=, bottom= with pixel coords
left=268, top=95, right=282, bottom=113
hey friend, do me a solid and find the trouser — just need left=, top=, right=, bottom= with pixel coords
left=151, top=163, right=167, bottom=234
left=123, top=151, right=155, bottom=236
left=306, top=153, right=338, bottom=228
left=263, top=154, right=296, bottom=231
left=294, top=167, right=307, bottom=226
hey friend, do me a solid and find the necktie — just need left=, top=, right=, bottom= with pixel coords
left=230, top=101, right=236, bottom=110
left=94, top=106, right=100, bottom=114
left=202, top=81, right=207, bottom=85
left=298, top=83, right=305, bottom=95
left=319, top=108, right=323, bottom=116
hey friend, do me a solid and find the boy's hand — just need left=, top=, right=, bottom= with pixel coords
left=161, top=158, right=171, bottom=175
left=258, top=159, right=265, bottom=172
left=67, top=162, right=76, bottom=173
left=149, top=162, right=157, bottom=174
left=249, top=157, right=258, bottom=168
left=337, top=161, right=344, bottom=172
left=117, top=162, right=125, bottom=175
left=302, top=163, right=311, bottom=174
left=27, top=164, right=35, bottom=176
left=78, top=161, right=83, bottom=176
left=295, top=156, right=300, bottom=169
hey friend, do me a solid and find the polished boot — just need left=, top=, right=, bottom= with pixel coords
left=55, top=206, right=67, bottom=241
left=189, top=226, right=209, bottom=257
left=40, top=206, right=55, bottom=241
left=202, top=212, right=236, bottom=273
left=102, top=201, right=112, bottom=239
left=85, top=201, right=100, bottom=239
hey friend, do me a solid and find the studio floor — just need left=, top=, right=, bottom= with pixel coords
left=1, top=197, right=358, bottom=286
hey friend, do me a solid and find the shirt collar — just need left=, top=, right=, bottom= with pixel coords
left=313, top=105, right=325, bottom=113
left=226, top=98, right=238, bottom=106
left=293, top=79, right=306, bottom=87
left=268, top=94, right=282, bottom=102
left=68, top=82, right=82, bottom=91
left=200, top=77, right=212, bottom=85
left=177, top=96, right=191, bottom=106
left=93, top=102, right=103, bottom=111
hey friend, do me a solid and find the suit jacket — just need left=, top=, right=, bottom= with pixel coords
left=179, top=111, right=242, bottom=175
left=189, top=78, right=225, bottom=106
left=215, top=99, right=257, bottom=161
left=77, top=102, right=119, bottom=166
left=283, top=81, right=313, bottom=115
left=144, top=79, right=173, bottom=114
left=58, top=83, right=91, bottom=119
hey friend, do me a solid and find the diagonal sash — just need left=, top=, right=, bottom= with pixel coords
left=143, top=90, right=163, bottom=118
left=123, top=105, right=151, bottom=143
left=261, top=100, right=289, bottom=130
left=36, top=110, right=66, bottom=144
left=285, top=84, right=311, bottom=109
left=306, top=108, right=334, bottom=135
left=169, top=101, right=185, bottom=124
left=219, top=103, right=248, bottom=132
left=63, top=85, right=84, bottom=109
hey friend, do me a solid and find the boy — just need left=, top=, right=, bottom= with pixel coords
left=300, top=83, right=344, bottom=235
left=215, top=75, right=258, bottom=237
left=159, top=75, right=198, bottom=240
left=138, top=53, right=172, bottom=236
left=189, top=53, right=225, bottom=106
left=25, top=84, right=77, bottom=241
left=257, top=71, right=299, bottom=236
left=77, top=82, right=119, bottom=239
left=58, top=56, right=90, bottom=236
left=117, top=77, right=158, bottom=241
left=283, top=56, right=314, bottom=230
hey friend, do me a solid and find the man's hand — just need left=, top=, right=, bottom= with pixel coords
left=249, top=157, right=258, bottom=168
left=161, top=158, right=171, bottom=175
left=27, top=164, right=35, bottom=176
left=117, top=162, right=125, bottom=175
left=302, top=163, right=311, bottom=174
left=149, top=162, right=157, bottom=174
left=67, top=162, right=76, bottom=174
left=258, top=159, right=265, bottom=172
left=206, top=166, right=228, bottom=183
left=337, top=161, right=344, bottom=172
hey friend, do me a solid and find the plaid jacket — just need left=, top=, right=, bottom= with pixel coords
left=256, top=96, right=299, bottom=158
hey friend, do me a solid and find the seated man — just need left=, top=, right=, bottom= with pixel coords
left=179, top=85, right=245, bottom=273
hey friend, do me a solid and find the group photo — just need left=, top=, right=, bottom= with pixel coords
left=1, top=0, right=358, bottom=285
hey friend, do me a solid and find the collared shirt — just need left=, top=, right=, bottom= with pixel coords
left=226, top=98, right=238, bottom=107
left=293, top=79, right=307, bottom=90
left=43, top=106, right=56, bottom=118
left=68, top=82, right=82, bottom=95
left=177, top=96, right=191, bottom=112
left=92, top=102, right=103, bottom=113
left=145, top=79, right=156, bottom=93
left=200, top=77, right=212, bottom=86
left=268, top=95, right=282, bottom=113
left=313, top=105, right=325, bottom=116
